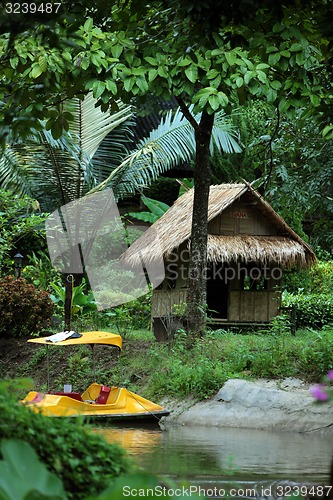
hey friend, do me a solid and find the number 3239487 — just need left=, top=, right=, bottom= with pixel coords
left=5, top=3, right=62, bottom=14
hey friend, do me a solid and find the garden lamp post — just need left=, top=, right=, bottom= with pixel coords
left=14, top=252, right=24, bottom=278
left=63, top=273, right=74, bottom=332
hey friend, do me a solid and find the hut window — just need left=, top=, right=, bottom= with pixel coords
left=243, top=274, right=267, bottom=291
left=167, top=277, right=176, bottom=289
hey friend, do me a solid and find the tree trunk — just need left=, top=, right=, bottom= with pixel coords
left=186, top=111, right=214, bottom=337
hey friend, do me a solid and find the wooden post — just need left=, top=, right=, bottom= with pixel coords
left=291, top=304, right=297, bottom=336
left=64, top=274, right=74, bottom=331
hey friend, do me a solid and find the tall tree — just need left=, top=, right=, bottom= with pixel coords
left=0, top=0, right=331, bottom=334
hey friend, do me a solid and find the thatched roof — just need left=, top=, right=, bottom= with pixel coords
left=206, top=235, right=311, bottom=268
left=124, top=183, right=316, bottom=269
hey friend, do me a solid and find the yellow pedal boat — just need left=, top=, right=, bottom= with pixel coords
left=21, top=331, right=169, bottom=421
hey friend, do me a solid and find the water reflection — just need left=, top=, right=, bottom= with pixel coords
left=96, top=424, right=333, bottom=483
left=94, top=425, right=162, bottom=455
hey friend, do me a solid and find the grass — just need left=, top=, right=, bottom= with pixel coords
left=140, top=327, right=326, bottom=400
left=5, top=323, right=333, bottom=402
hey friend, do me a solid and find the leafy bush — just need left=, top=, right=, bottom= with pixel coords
left=282, top=268, right=313, bottom=293
left=282, top=291, right=333, bottom=328
left=22, top=250, right=62, bottom=291
left=0, top=189, right=48, bottom=276
left=0, top=379, right=132, bottom=499
left=282, top=260, right=333, bottom=294
left=309, top=260, right=333, bottom=294
left=299, top=328, right=333, bottom=381
left=0, top=276, right=55, bottom=337
left=50, top=279, right=97, bottom=317
left=107, top=293, right=152, bottom=335
left=0, top=439, right=202, bottom=500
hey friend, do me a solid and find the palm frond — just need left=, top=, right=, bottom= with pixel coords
left=64, top=94, right=133, bottom=160
left=0, top=128, right=84, bottom=210
left=212, top=112, right=243, bottom=154
left=0, top=95, right=134, bottom=211
left=89, top=117, right=135, bottom=187
left=0, top=145, right=34, bottom=197
left=87, top=107, right=241, bottom=199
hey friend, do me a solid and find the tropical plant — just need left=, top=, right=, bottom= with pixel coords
left=282, top=291, right=333, bottom=328
left=22, top=250, right=61, bottom=290
left=0, top=98, right=240, bottom=212
left=0, top=439, right=66, bottom=500
left=0, top=94, right=133, bottom=212
left=0, top=0, right=332, bottom=340
left=128, top=195, right=170, bottom=223
left=50, top=278, right=97, bottom=317
left=262, top=115, right=333, bottom=250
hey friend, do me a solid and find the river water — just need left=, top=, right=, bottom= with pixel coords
left=95, top=423, right=333, bottom=497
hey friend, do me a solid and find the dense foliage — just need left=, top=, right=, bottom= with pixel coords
left=0, top=0, right=331, bottom=138
left=0, top=276, right=54, bottom=338
left=0, top=380, right=132, bottom=499
left=265, top=118, right=333, bottom=250
left=281, top=260, right=333, bottom=328
left=0, top=189, right=47, bottom=275
left=0, top=438, right=201, bottom=500
left=283, top=292, right=333, bottom=328
left=0, top=439, right=67, bottom=500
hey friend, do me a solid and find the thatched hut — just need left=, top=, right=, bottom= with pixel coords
left=124, top=183, right=316, bottom=339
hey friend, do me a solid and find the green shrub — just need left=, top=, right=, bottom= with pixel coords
left=282, top=260, right=333, bottom=294
left=50, top=279, right=97, bottom=317
left=298, top=328, right=333, bottom=381
left=0, top=276, right=55, bottom=337
left=282, top=291, right=333, bottom=327
left=0, top=439, right=202, bottom=500
left=0, top=189, right=48, bottom=276
left=309, top=260, right=333, bottom=294
left=282, top=268, right=313, bottom=293
left=108, top=294, right=152, bottom=333
left=0, top=379, right=132, bottom=499
left=22, top=250, right=62, bottom=291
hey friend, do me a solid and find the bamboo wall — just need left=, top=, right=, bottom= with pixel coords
left=151, top=289, right=281, bottom=323
left=152, top=289, right=187, bottom=317
left=228, top=290, right=281, bottom=322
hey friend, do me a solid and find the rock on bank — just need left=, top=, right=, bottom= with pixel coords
left=161, top=378, right=333, bottom=435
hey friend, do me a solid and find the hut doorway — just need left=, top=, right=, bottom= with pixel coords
left=206, top=263, right=228, bottom=319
